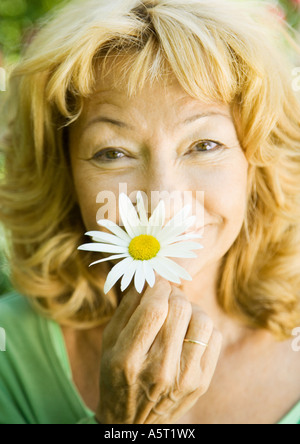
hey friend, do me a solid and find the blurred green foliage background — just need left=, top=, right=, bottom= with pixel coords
left=0, top=0, right=67, bottom=294
left=0, top=0, right=66, bottom=62
left=0, top=0, right=299, bottom=296
left=0, top=0, right=299, bottom=63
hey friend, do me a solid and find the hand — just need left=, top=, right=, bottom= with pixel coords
left=96, top=278, right=222, bottom=424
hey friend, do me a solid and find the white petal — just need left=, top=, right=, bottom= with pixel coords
left=160, top=242, right=203, bottom=255
left=170, top=233, right=203, bottom=242
left=169, top=241, right=203, bottom=250
left=157, top=216, right=196, bottom=243
left=104, top=257, right=134, bottom=294
left=120, top=260, right=139, bottom=292
left=97, top=219, right=132, bottom=242
left=158, top=247, right=197, bottom=258
left=119, top=193, right=143, bottom=238
left=78, top=243, right=128, bottom=254
left=184, top=215, right=197, bottom=229
left=134, top=260, right=146, bottom=293
left=148, top=258, right=181, bottom=284
left=89, top=253, right=129, bottom=267
left=155, top=256, right=192, bottom=281
left=157, top=224, right=187, bottom=243
left=85, top=231, right=129, bottom=247
left=143, top=260, right=156, bottom=287
left=164, top=205, right=192, bottom=230
left=147, top=200, right=166, bottom=236
left=136, top=191, right=149, bottom=226
left=157, top=226, right=183, bottom=243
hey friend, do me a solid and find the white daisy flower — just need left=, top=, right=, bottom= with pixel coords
left=78, top=192, right=203, bottom=294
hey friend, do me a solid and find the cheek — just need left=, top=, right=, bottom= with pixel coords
left=205, top=156, right=248, bottom=237
left=71, top=161, right=133, bottom=231
left=72, top=166, right=100, bottom=230
left=180, top=155, right=249, bottom=274
left=190, top=153, right=248, bottom=234
left=210, top=172, right=247, bottom=219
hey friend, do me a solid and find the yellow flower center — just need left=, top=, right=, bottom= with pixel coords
left=128, top=235, right=161, bottom=261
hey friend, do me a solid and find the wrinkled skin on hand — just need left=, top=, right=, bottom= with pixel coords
left=96, top=278, right=222, bottom=424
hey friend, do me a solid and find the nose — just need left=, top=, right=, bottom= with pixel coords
left=137, top=162, right=195, bottom=223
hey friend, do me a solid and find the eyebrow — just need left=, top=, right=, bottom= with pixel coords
left=182, top=112, right=231, bottom=125
left=85, top=117, right=134, bottom=131
left=84, top=112, right=231, bottom=132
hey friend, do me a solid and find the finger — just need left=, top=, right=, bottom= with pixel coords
left=176, top=308, right=215, bottom=398
left=102, top=281, right=146, bottom=347
left=134, top=383, right=157, bottom=424
left=148, top=288, right=192, bottom=375
left=141, top=288, right=192, bottom=403
left=143, top=392, right=176, bottom=424
left=144, top=404, right=169, bottom=424
left=144, top=390, right=201, bottom=425
left=201, top=329, right=223, bottom=377
left=182, top=306, right=214, bottom=363
left=104, top=276, right=170, bottom=347
left=139, top=275, right=172, bottom=306
left=115, top=277, right=172, bottom=356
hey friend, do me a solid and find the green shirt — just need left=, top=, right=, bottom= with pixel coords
left=0, top=292, right=95, bottom=424
left=0, top=292, right=299, bottom=425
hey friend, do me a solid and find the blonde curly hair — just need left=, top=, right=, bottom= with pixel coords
left=1, top=0, right=300, bottom=337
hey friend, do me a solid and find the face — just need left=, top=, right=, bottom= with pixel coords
left=69, top=67, right=248, bottom=282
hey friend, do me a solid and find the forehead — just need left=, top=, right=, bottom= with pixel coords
left=83, top=63, right=231, bottom=120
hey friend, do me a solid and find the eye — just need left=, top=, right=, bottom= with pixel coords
left=91, top=148, right=126, bottom=162
left=193, top=140, right=224, bottom=153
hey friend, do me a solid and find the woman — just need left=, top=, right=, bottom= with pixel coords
left=0, top=0, right=299, bottom=424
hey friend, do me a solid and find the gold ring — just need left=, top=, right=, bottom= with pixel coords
left=184, top=338, right=208, bottom=347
